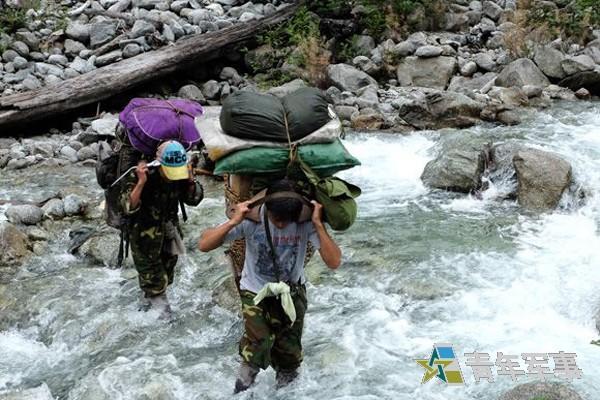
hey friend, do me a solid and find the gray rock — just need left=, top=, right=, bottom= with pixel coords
left=6, top=205, right=44, bottom=225
left=0, top=222, right=31, bottom=267
left=445, top=12, right=470, bottom=32
left=355, top=84, right=379, bottom=109
left=189, top=9, right=213, bottom=24
left=219, top=66, right=243, bottom=85
left=202, top=80, right=220, bottom=99
left=64, top=68, right=79, bottom=79
left=77, top=146, right=97, bottom=161
left=64, top=39, right=87, bottom=57
left=585, top=40, right=600, bottom=64
left=90, top=20, right=117, bottom=48
left=133, top=0, right=162, bottom=8
left=499, top=382, right=583, bottom=400
left=488, top=86, right=528, bottom=107
left=396, top=56, right=458, bottom=90
left=514, top=149, right=572, bottom=210
left=473, top=52, right=496, bottom=71
left=122, top=43, right=142, bottom=58
left=561, top=55, right=595, bottom=76
left=95, top=50, right=122, bottom=66
left=534, top=45, right=567, bottom=79
left=60, top=146, right=79, bottom=163
left=328, top=63, right=378, bottom=93
left=415, top=45, right=443, bottom=58
left=543, top=84, right=576, bottom=100
left=171, top=0, right=188, bottom=12
left=48, top=54, right=69, bottom=67
left=162, top=24, right=175, bottom=42
left=522, top=84, right=543, bottom=98
left=70, top=57, right=95, bottom=74
left=63, top=194, right=88, bottom=216
left=395, top=87, right=484, bottom=130
left=130, top=20, right=156, bottom=38
left=460, top=61, right=478, bottom=76
left=12, top=56, right=28, bottom=70
left=482, top=0, right=503, bottom=20
left=14, top=31, right=39, bottom=51
left=29, top=142, right=55, bottom=157
left=108, top=0, right=131, bottom=12
left=393, top=40, right=417, bottom=57
left=334, top=105, right=359, bottom=121
left=266, top=79, right=307, bottom=98
left=6, top=156, right=36, bottom=170
left=421, top=146, right=487, bottom=193
left=27, top=227, right=49, bottom=242
left=2, top=49, right=19, bottom=63
left=496, top=58, right=550, bottom=88
left=352, top=56, right=379, bottom=75
left=354, top=35, right=376, bottom=56
left=497, top=109, right=521, bottom=125
left=11, top=41, right=30, bottom=57
left=78, top=231, right=121, bottom=266
left=91, top=114, right=119, bottom=136
left=239, top=12, right=258, bottom=23
left=488, top=141, right=524, bottom=196
left=178, top=84, right=205, bottom=102
left=41, top=198, right=65, bottom=219
left=66, top=22, right=91, bottom=43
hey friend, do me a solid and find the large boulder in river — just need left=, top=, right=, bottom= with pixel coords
left=421, top=145, right=487, bottom=193
left=78, top=231, right=121, bottom=267
left=499, top=382, right=583, bottom=400
left=514, top=149, right=572, bottom=210
left=396, top=88, right=484, bottom=130
left=327, top=63, right=377, bottom=93
left=396, top=56, right=458, bottom=90
left=0, top=222, right=31, bottom=266
left=496, top=58, right=550, bottom=88
left=488, top=141, right=526, bottom=198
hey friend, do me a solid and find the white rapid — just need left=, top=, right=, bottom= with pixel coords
left=1, top=101, right=600, bottom=399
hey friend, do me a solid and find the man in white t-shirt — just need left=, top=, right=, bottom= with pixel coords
left=199, top=179, right=341, bottom=392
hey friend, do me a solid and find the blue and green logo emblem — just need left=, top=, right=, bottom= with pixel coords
left=416, top=343, right=465, bottom=385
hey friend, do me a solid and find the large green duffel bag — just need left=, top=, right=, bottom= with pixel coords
left=219, top=88, right=332, bottom=142
left=213, top=139, right=360, bottom=177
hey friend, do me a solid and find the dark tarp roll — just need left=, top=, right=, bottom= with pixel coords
left=283, top=88, right=331, bottom=139
left=220, top=91, right=287, bottom=142
left=219, top=88, right=332, bottom=143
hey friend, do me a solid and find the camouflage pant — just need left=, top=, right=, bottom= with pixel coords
left=129, top=223, right=178, bottom=297
left=239, top=285, right=307, bottom=371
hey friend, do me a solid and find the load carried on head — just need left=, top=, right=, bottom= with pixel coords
left=195, top=87, right=362, bottom=287
left=96, top=98, right=204, bottom=267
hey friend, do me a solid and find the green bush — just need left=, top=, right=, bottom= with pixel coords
left=525, top=0, right=599, bottom=44
left=0, top=6, right=27, bottom=35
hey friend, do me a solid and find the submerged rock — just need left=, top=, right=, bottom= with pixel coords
left=499, top=382, right=582, bottom=400
left=514, top=149, right=572, bottom=210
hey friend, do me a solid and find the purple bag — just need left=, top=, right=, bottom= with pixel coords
left=119, top=98, right=203, bottom=155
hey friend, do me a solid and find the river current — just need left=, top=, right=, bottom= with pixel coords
left=1, top=101, right=600, bottom=399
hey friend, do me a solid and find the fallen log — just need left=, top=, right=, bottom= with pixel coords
left=0, top=2, right=300, bottom=131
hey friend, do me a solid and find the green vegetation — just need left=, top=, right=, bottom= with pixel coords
left=0, top=6, right=28, bottom=35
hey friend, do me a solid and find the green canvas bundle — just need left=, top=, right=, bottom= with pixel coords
left=213, top=139, right=360, bottom=177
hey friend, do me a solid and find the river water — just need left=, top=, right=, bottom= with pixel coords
left=1, top=101, right=600, bottom=400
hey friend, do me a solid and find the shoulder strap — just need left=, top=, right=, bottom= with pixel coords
left=263, top=207, right=281, bottom=282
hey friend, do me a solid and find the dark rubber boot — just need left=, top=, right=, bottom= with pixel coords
left=234, top=361, right=259, bottom=394
left=275, top=368, right=299, bottom=389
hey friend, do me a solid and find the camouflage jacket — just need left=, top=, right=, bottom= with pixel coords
left=121, top=169, right=203, bottom=228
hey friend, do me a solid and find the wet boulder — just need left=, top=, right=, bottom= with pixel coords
left=488, top=141, right=526, bottom=198
left=0, top=222, right=31, bottom=266
left=496, top=58, right=550, bottom=88
left=5, top=205, right=44, bottom=225
left=514, top=149, right=572, bottom=210
left=78, top=231, right=121, bottom=267
left=421, top=145, right=488, bottom=193
left=499, top=382, right=583, bottom=400
left=41, top=198, right=65, bottom=219
left=63, top=194, right=88, bottom=216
